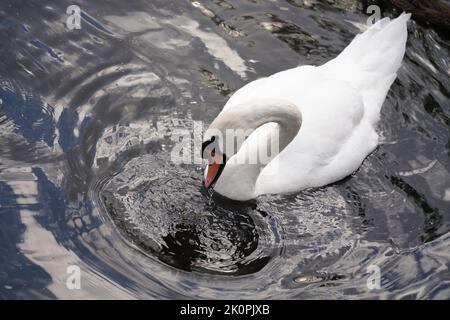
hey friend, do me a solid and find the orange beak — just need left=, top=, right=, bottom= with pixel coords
left=204, top=153, right=223, bottom=188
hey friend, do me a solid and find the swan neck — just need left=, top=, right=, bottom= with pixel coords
left=217, top=99, right=302, bottom=152
left=209, top=99, right=302, bottom=200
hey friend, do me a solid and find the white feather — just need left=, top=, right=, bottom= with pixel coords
left=208, top=13, right=411, bottom=200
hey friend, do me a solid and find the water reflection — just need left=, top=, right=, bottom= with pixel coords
left=0, top=0, right=449, bottom=299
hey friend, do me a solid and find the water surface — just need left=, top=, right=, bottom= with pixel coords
left=0, top=0, right=449, bottom=299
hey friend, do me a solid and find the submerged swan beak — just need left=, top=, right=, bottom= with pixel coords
left=204, top=151, right=224, bottom=188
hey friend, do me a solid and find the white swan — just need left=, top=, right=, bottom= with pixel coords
left=202, top=13, right=411, bottom=201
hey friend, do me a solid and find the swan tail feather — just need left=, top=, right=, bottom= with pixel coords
left=322, top=12, right=410, bottom=123
left=337, top=12, right=410, bottom=77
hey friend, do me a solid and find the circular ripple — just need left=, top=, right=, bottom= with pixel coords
left=100, top=153, right=276, bottom=275
left=99, top=151, right=356, bottom=280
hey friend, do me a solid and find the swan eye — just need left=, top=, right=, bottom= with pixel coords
left=201, top=136, right=216, bottom=160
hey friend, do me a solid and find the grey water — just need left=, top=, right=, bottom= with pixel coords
left=0, top=0, right=449, bottom=299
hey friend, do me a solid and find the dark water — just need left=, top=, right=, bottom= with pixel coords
left=1, top=0, right=449, bottom=299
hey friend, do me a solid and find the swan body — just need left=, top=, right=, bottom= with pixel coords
left=202, top=13, right=410, bottom=201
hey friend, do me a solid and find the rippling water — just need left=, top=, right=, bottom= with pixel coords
left=1, top=0, right=449, bottom=299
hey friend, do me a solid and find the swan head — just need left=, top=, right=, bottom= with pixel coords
left=201, top=135, right=227, bottom=188
left=201, top=118, right=248, bottom=189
